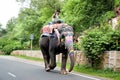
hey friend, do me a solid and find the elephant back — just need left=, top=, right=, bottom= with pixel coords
left=58, top=24, right=74, bottom=36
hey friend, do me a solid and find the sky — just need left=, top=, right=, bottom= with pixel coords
left=0, top=0, right=20, bottom=28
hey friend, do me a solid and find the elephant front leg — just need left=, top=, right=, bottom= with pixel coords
left=61, top=53, right=68, bottom=75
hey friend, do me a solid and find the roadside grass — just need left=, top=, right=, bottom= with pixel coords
left=73, top=65, right=120, bottom=80
left=12, top=54, right=44, bottom=62
left=6, top=54, right=120, bottom=80
left=0, top=53, right=4, bottom=55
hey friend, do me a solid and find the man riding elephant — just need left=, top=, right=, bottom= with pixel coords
left=39, top=21, right=74, bottom=74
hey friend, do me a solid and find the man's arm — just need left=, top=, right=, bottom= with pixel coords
left=54, top=29, right=60, bottom=39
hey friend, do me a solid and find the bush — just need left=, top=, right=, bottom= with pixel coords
left=0, top=39, right=24, bottom=55
left=2, top=44, right=14, bottom=55
left=0, top=40, right=9, bottom=50
left=80, top=24, right=120, bottom=68
left=2, top=44, right=24, bottom=55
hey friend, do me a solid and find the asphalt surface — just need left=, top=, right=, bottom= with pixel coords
left=0, top=56, right=102, bottom=80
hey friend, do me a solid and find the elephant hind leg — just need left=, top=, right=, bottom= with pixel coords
left=40, top=48, right=51, bottom=72
left=43, top=54, right=51, bottom=72
left=40, top=36, right=51, bottom=71
left=49, top=64, right=56, bottom=70
left=49, top=51, right=56, bottom=70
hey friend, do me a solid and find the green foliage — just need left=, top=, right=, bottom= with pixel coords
left=61, top=0, right=115, bottom=33
left=109, top=30, right=120, bottom=50
left=0, top=26, right=6, bottom=37
left=2, top=44, right=24, bottom=55
left=0, top=39, right=24, bottom=55
left=80, top=24, right=120, bottom=67
left=0, top=23, right=2, bottom=27
left=0, top=38, right=10, bottom=49
left=74, top=42, right=80, bottom=50
left=11, top=0, right=63, bottom=47
left=6, top=17, right=17, bottom=33
left=81, top=29, right=107, bottom=67
left=115, top=0, right=120, bottom=7
left=4, top=0, right=120, bottom=50
left=100, top=11, right=114, bottom=23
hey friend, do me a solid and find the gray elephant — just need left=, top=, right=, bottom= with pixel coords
left=39, top=23, right=74, bottom=74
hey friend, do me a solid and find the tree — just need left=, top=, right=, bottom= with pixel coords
left=0, top=23, right=2, bottom=27
left=5, top=0, right=120, bottom=48
left=14, top=0, right=63, bottom=46
left=6, top=17, right=17, bottom=33
left=61, top=0, right=115, bottom=34
left=0, top=24, right=6, bottom=37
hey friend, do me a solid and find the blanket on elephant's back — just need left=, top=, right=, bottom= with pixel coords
left=41, top=23, right=73, bottom=37
left=41, top=25, right=53, bottom=34
left=41, top=25, right=57, bottom=37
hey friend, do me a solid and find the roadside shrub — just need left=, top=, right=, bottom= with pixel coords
left=109, top=30, right=120, bottom=50
left=81, top=29, right=107, bottom=67
left=2, top=44, right=14, bottom=55
left=80, top=24, right=120, bottom=68
left=0, top=39, right=24, bottom=55
left=2, top=44, right=24, bottom=55
left=74, top=42, right=80, bottom=50
left=0, top=40, right=9, bottom=50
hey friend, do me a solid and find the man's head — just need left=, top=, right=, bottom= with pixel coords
left=56, top=9, right=60, bottom=12
left=55, top=9, right=60, bottom=15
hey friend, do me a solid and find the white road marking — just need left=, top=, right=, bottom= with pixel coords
left=71, top=72, right=102, bottom=80
left=8, top=72, right=16, bottom=78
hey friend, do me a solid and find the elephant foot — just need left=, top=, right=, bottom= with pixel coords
left=45, top=67, right=50, bottom=72
left=60, top=70, right=67, bottom=75
left=49, top=65, right=56, bottom=70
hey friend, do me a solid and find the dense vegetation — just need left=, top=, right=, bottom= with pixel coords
left=0, top=0, right=120, bottom=62
left=80, top=24, right=120, bottom=67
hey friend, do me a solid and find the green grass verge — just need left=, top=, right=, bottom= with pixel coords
left=73, top=65, right=120, bottom=80
left=12, top=54, right=44, bottom=62
left=9, top=55, right=120, bottom=80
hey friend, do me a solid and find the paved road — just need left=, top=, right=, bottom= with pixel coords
left=0, top=56, right=102, bottom=80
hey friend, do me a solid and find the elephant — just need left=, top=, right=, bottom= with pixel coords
left=39, top=23, right=74, bottom=74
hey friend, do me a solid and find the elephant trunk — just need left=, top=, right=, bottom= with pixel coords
left=65, top=35, right=74, bottom=72
left=68, top=50, right=74, bottom=72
